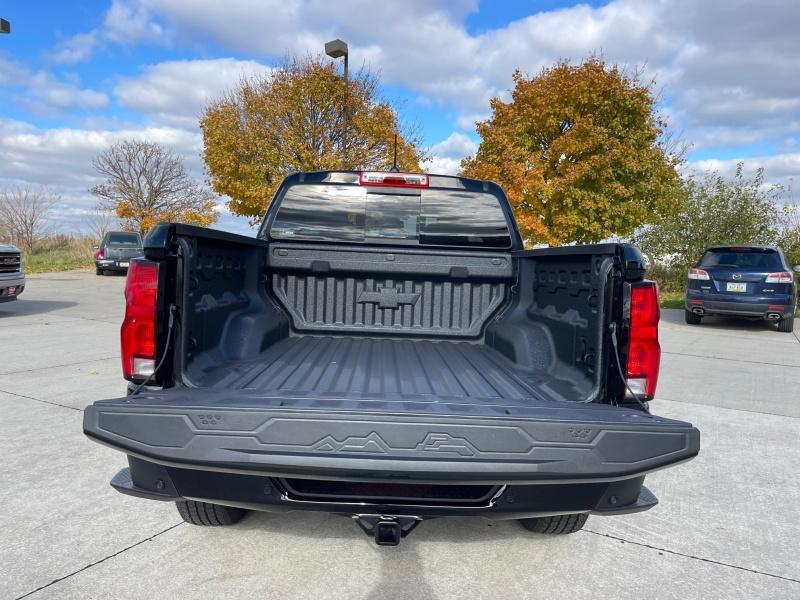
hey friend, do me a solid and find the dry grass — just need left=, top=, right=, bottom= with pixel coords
left=22, top=235, right=95, bottom=274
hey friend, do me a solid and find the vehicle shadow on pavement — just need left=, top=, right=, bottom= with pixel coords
left=232, top=511, right=553, bottom=598
left=0, top=299, right=77, bottom=317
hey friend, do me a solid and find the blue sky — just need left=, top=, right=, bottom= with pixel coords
left=1, top=0, right=799, bottom=234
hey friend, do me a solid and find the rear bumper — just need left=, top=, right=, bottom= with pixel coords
left=95, top=260, right=130, bottom=271
left=109, top=459, right=660, bottom=520
left=83, top=397, right=699, bottom=486
left=686, top=294, right=795, bottom=318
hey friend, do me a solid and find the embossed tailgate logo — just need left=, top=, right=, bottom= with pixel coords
left=357, top=287, right=420, bottom=310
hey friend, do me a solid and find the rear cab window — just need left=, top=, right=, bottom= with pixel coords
left=107, top=233, right=142, bottom=247
left=266, top=176, right=512, bottom=249
left=699, top=247, right=782, bottom=270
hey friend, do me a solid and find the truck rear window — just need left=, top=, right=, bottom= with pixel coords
left=699, top=248, right=782, bottom=270
left=107, top=233, right=141, bottom=246
left=269, top=184, right=511, bottom=248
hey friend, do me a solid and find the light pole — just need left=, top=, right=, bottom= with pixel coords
left=325, top=39, right=349, bottom=156
left=0, top=18, right=10, bottom=34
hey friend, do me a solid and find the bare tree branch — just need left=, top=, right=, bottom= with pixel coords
left=0, top=186, right=59, bottom=254
left=90, top=139, right=218, bottom=232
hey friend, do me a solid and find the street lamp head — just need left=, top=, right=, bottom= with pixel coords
left=0, top=18, right=10, bottom=34
left=325, top=39, right=348, bottom=59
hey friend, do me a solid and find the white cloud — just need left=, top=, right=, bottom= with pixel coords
left=689, top=154, right=800, bottom=189
left=51, top=32, right=99, bottom=65
left=114, top=58, right=272, bottom=127
left=426, top=132, right=478, bottom=175
left=90, top=0, right=797, bottom=155
left=0, top=57, right=109, bottom=113
left=0, top=119, right=254, bottom=235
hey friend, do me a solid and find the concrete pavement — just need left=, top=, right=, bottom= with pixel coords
left=1, top=271, right=799, bottom=599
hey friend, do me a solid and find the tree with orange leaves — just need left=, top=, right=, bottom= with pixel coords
left=462, top=58, right=683, bottom=246
left=201, top=55, right=425, bottom=224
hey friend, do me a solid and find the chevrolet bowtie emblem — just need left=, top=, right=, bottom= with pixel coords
left=357, top=287, right=421, bottom=309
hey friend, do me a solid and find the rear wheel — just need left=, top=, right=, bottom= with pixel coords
left=777, top=315, right=794, bottom=333
left=519, top=513, right=588, bottom=534
left=684, top=309, right=702, bottom=325
left=95, top=267, right=104, bottom=276
left=176, top=500, right=247, bottom=526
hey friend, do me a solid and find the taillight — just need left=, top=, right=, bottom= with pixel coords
left=95, top=250, right=104, bottom=260
left=627, top=281, right=660, bottom=399
left=359, top=171, right=429, bottom=188
left=121, top=259, right=159, bottom=380
left=765, top=272, right=793, bottom=283
left=688, top=268, right=709, bottom=280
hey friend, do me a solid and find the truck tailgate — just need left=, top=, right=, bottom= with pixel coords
left=84, top=390, right=699, bottom=485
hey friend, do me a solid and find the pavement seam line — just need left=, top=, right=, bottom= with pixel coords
left=583, top=529, right=800, bottom=585
left=0, top=356, right=119, bottom=376
left=14, top=523, right=185, bottom=599
left=662, top=350, right=800, bottom=368
left=657, top=396, right=800, bottom=420
left=0, top=389, right=83, bottom=412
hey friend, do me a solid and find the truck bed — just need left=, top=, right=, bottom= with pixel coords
left=197, top=336, right=582, bottom=407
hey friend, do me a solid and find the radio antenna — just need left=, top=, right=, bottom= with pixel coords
left=389, top=134, right=399, bottom=172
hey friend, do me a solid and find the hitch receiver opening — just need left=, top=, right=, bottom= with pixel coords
left=353, top=515, right=421, bottom=546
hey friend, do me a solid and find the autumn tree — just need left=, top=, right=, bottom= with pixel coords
left=635, top=165, right=785, bottom=290
left=462, top=58, right=683, bottom=246
left=90, top=140, right=218, bottom=233
left=201, top=55, right=425, bottom=222
left=0, top=186, right=59, bottom=254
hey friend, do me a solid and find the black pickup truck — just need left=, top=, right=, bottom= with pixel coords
left=84, top=171, right=699, bottom=545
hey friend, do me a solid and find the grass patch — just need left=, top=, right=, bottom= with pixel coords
left=659, top=290, right=684, bottom=309
left=20, top=235, right=95, bottom=274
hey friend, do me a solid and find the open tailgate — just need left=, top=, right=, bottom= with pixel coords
left=84, top=389, right=699, bottom=485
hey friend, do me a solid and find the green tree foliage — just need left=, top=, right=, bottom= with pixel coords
left=635, top=165, right=797, bottom=290
left=201, top=55, right=425, bottom=223
left=461, top=57, right=683, bottom=246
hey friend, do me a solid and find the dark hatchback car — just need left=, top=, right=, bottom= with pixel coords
left=94, top=231, right=144, bottom=275
left=685, top=245, right=799, bottom=332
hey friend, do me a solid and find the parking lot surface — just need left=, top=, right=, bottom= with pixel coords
left=2, top=271, right=799, bottom=599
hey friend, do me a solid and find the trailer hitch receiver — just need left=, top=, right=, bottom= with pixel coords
left=353, top=515, right=421, bottom=546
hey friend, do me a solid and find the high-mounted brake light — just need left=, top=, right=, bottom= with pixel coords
left=688, top=268, right=709, bottom=280
left=359, top=171, right=429, bottom=188
left=627, top=282, right=661, bottom=399
left=765, top=271, right=793, bottom=283
left=121, top=258, right=159, bottom=381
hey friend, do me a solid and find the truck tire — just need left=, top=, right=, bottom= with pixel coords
left=684, top=309, right=702, bottom=325
left=96, top=268, right=104, bottom=276
left=519, top=513, right=588, bottom=534
left=777, top=315, right=794, bottom=333
left=176, top=500, right=246, bottom=526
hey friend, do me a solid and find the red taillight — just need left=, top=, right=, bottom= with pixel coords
left=627, top=282, right=660, bottom=399
left=359, top=171, right=429, bottom=188
left=765, top=271, right=793, bottom=283
left=121, top=259, right=159, bottom=380
left=688, top=268, right=709, bottom=280
left=95, top=250, right=104, bottom=260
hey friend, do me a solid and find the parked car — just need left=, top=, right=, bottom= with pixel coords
left=0, top=242, right=24, bottom=302
left=83, top=170, right=699, bottom=546
left=685, top=245, right=799, bottom=332
left=94, top=231, right=144, bottom=275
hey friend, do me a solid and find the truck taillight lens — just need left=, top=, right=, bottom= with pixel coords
left=688, top=268, right=709, bottom=280
left=765, top=271, right=793, bottom=283
left=627, top=281, right=660, bottom=399
left=121, top=259, right=159, bottom=380
left=95, top=250, right=104, bottom=260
